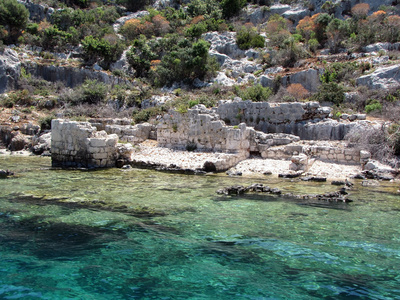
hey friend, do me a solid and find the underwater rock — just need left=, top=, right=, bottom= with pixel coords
left=216, top=183, right=352, bottom=202
left=301, top=176, right=327, bottom=182
left=0, top=169, right=14, bottom=178
left=278, top=171, right=303, bottom=178
left=226, top=170, right=242, bottom=176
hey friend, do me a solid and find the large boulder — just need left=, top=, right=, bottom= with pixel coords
left=282, top=68, right=322, bottom=93
left=203, top=32, right=245, bottom=59
left=18, top=0, right=53, bottom=22
left=8, top=132, right=31, bottom=151
left=356, top=64, right=400, bottom=90
left=32, top=132, right=51, bottom=155
left=0, top=48, right=21, bottom=94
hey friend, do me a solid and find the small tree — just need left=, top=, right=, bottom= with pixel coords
left=236, top=24, right=265, bottom=50
left=221, top=0, right=246, bottom=19
left=351, top=3, right=369, bottom=20
left=0, top=0, right=29, bottom=43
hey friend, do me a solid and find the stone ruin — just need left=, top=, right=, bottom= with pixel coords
left=51, top=119, right=119, bottom=168
left=50, top=100, right=373, bottom=170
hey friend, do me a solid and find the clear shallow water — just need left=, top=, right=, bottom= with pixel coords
left=1, top=156, right=400, bottom=299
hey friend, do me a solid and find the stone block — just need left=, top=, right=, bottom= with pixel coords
left=89, top=138, right=107, bottom=147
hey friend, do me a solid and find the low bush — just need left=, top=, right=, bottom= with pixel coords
left=236, top=25, right=265, bottom=50
left=312, top=82, right=345, bottom=105
left=132, top=106, right=164, bottom=124
left=365, top=99, right=382, bottom=114
left=235, top=84, right=272, bottom=102
left=39, top=115, right=55, bottom=131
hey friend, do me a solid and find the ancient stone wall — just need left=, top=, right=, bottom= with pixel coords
left=157, top=106, right=301, bottom=156
left=262, top=142, right=362, bottom=164
left=216, top=100, right=361, bottom=140
left=51, top=119, right=118, bottom=168
left=157, top=108, right=254, bottom=154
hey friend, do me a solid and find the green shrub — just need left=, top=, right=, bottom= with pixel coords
left=132, top=106, right=163, bottom=124
left=187, top=0, right=222, bottom=19
left=39, top=115, right=55, bottom=131
left=26, top=23, right=39, bottom=35
left=236, top=84, right=272, bottom=102
left=312, top=82, right=345, bottom=105
left=0, top=0, right=29, bottom=43
left=8, top=89, right=34, bottom=106
left=221, top=0, right=246, bottom=19
left=236, top=26, right=265, bottom=50
left=0, top=95, right=14, bottom=108
left=155, top=37, right=218, bottom=86
left=42, top=26, right=73, bottom=51
left=186, top=140, right=197, bottom=151
left=81, top=35, right=124, bottom=66
left=188, top=99, right=199, bottom=108
left=365, top=100, right=382, bottom=114
left=68, top=80, right=108, bottom=105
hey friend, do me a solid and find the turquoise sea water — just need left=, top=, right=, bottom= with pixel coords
left=1, top=155, right=400, bottom=299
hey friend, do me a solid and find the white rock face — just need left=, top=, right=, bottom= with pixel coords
left=110, top=46, right=134, bottom=76
left=357, top=64, right=400, bottom=90
left=213, top=72, right=236, bottom=86
left=141, top=95, right=172, bottom=109
left=244, top=4, right=291, bottom=25
left=0, top=48, right=21, bottom=93
left=203, top=31, right=245, bottom=59
left=281, top=68, right=322, bottom=93
left=282, top=8, right=309, bottom=25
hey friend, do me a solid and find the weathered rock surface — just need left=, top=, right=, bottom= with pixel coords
left=0, top=48, right=21, bottom=94
left=8, top=132, right=31, bottom=151
left=203, top=32, right=245, bottom=60
left=357, top=64, right=400, bottom=90
left=363, top=42, right=400, bottom=53
left=19, top=0, right=53, bottom=22
left=51, top=119, right=118, bottom=168
left=23, top=63, right=132, bottom=88
left=32, top=132, right=51, bottom=155
left=105, top=122, right=155, bottom=144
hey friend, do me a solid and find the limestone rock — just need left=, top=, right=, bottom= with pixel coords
left=282, top=68, right=322, bottom=93
left=282, top=8, right=309, bottom=25
left=363, top=42, right=400, bottom=53
left=9, top=132, right=31, bottom=151
left=110, top=46, right=134, bottom=76
left=113, top=11, right=149, bottom=33
left=357, top=64, right=400, bottom=90
left=0, top=48, right=21, bottom=94
left=141, top=95, right=172, bottom=109
left=23, top=63, right=132, bottom=88
left=19, top=0, right=53, bottom=22
left=244, top=4, right=291, bottom=25
left=213, top=72, right=236, bottom=86
left=203, top=31, right=245, bottom=59
left=32, top=132, right=51, bottom=155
